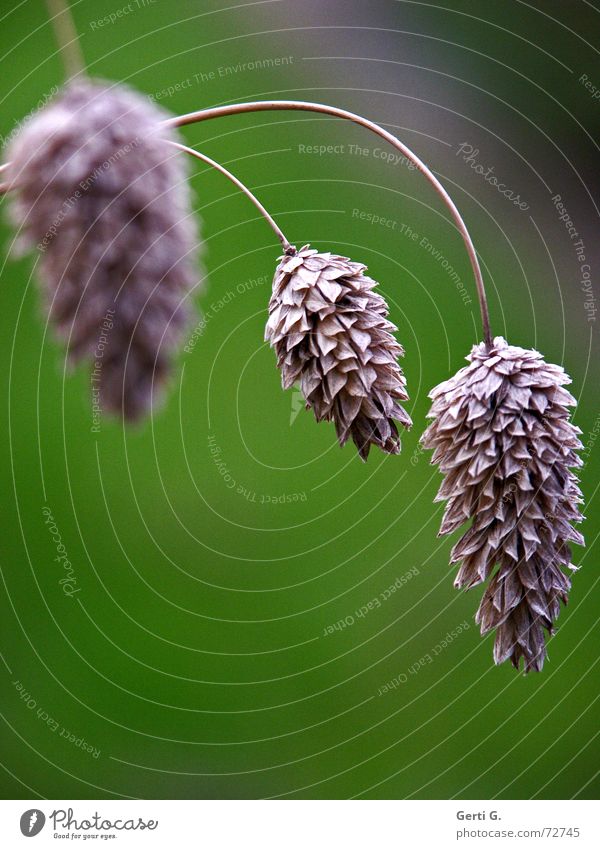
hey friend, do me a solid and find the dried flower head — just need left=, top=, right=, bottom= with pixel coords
left=421, top=336, right=584, bottom=672
left=6, top=79, right=200, bottom=419
left=265, top=245, right=411, bottom=459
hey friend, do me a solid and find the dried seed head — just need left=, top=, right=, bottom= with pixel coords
left=265, top=245, right=411, bottom=459
left=5, top=79, right=200, bottom=419
left=421, top=336, right=585, bottom=672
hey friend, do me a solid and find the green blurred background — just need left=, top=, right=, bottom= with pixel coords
left=0, top=0, right=598, bottom=799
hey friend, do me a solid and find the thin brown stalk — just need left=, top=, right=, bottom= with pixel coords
left=45, top=0, right=85, bottom=80
left=164, top=100, right=492, bottom=345
left=167, top=141, right=292, bottom=251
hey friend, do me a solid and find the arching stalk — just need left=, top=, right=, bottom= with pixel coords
left=45, top=0, right=85, bottom=80
left=167, top=141, right=292, bottom=252
left=164, top=100, right=492, bottom=345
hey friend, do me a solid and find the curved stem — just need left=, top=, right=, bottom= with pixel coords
left=164, top=100, right=492, bottom=345
left=45, top=0, right=85, bottom=81
left=167, top=141, right=292, bottom=252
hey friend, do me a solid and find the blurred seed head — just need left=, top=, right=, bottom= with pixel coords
left=265, top=245, right=411, bottom=460
left=6, top=78, right=201, bottom=420
left=421, top=336, right=584, bottom=672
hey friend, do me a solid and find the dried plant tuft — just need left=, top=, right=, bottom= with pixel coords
left=421, top=336, right=584, bottom=672
left=265, top=245, right=411, bottom=459
left=6, top=79, right=200, bottom=419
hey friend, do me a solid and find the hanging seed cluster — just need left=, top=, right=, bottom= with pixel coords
left=6, top=79, right=199, bottom=419
left=265, top=245, right=412, bottom=460
left=421, top=336, right=584, bottom=671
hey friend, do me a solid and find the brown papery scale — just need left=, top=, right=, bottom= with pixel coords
left=266, top=245, right=412, bottom=460
left=421, top=336, right=585, bottom=672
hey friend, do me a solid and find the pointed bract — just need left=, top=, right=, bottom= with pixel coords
left=421, top=336, right=584, bottom=672
left=265, top=245, right=412, bottom=459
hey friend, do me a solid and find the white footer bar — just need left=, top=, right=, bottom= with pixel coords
left=0, top=799, right=597, bottom=848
